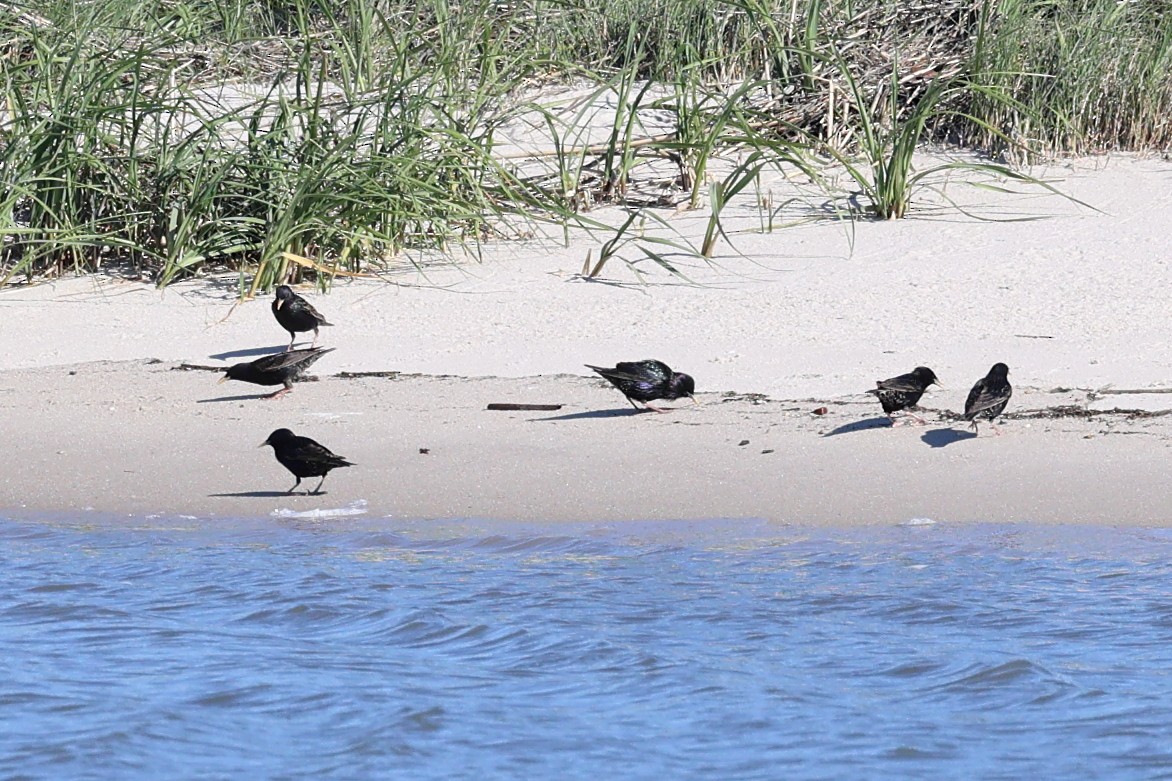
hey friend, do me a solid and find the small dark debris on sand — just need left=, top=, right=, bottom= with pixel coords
left=924, top=405, right=1172, bottom=422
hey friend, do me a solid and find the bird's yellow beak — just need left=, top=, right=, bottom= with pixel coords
left=258, top=441, right=268, bottom=448
left=934, top=380, right=945, bottom=389
left=218, top=375, right=228, bottom=384
left=275, top=299, right=284, bottom=310
left=690, top=394, right=700, bottom=405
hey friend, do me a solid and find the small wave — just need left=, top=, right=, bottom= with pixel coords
left=899, top=517, right=938, bottom=526
left=931, top=658, right=1063, bottom=694
left=270, top=500, right=367, bottom=519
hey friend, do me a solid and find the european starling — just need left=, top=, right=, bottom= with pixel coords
left=964, top=362, right=1012, bottom=435
left=272, top=285, right=332, bottom=351
left=219, top=346, right=334, bottom=400
left=867, top=366, right=940, bottom=426
left=261, top=428, right=354, bottom=495
left=585, top=360, right=696, bottom=413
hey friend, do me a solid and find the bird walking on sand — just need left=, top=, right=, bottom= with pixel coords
left=261, top=428, right=354, bottom=495
left=586, top=360, right=696, bottom=413
left=272, top=285, right=332, bottom=351
left=965, top=362, right=1012, bottom=435
left=867, top=366, right=941, bottom=426
left=220, top=346, right=334, bottom=400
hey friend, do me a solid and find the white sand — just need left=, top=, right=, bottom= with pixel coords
left=2, top=155, right=1171, bottom=524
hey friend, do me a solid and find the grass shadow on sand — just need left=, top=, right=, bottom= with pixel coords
left=822, top=417, right=893, bottom=436
left=921, top=428, right=977, bottom=448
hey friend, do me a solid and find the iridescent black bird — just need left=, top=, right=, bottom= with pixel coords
left=585, top=360, right=696, bottom=413
left=261, top=428, right=354, bottom=495
left=867, top=366, right=940, bottom=426
left=272, top=285, right=332, bottom=351
left=964, top=362, right=1012, bottom=435
left=219, top=346, right=334, bottom=400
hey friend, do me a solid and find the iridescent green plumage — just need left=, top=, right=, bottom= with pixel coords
left=586, top=360, right=695, bottom=413
left=220, top=346, right=333, bottom=400
left=867, top=366, right=940, bottom=425
left=272, top=285, right=333, bottom=351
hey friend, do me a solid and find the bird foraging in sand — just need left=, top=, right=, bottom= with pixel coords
left=261, top=428, right=354, bottom=495
left=964, top=362, right=1012, bottom=435
left=586, top=360, right=696, bottom=413
left=219, top=346, right=333, bottom=400
left=867, top=366, right=940, bottom=426
left=272, top=285, right=332, bottom=351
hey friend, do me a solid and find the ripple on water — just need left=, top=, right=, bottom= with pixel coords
left=1, top=518, right=1172, bottom=779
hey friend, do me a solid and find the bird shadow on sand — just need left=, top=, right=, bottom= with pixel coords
left=197, top=393, right=279, bottom=403
left=208, top=345, right=287, bottom=361
left=822, top=417, right=893, bottom=436
left=532, top=408, right=651, bottom=421
left=921, top=428, right=977, bottom=448
left=209, top=491, right=306, bottom=498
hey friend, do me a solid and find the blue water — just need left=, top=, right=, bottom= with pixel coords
left=2, top=516, right=1172, bottom=779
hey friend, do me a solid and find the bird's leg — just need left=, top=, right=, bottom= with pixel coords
left=265, top=384, right=292, bottom=401
left=288, top=476, right=301, bottom=495
left=643, top=402, right=669, bottom=413
left=888, top=415, right=903, bottom=428
left=311, top=327, right=319, bottom=348
left=286, top=332, right=296, bottom=352
left=626, top=396, right=641, bottom=411
left=907, top=412, right=927, bottom=426
left=969, top=420, right=979, bottom=435
left=311, top=476, right=327, bottom=495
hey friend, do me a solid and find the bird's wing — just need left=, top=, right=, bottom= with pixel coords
left=616, top=360, right=671, bottom=383
left=965, top=381, right=1010, bottom=417
left=292, top=437, right=351, bottom=468
left=875, top=373, right=921, bottom=393
left=586, top=364, right=646, bottom=384
left=296, top=296, right=332, bottom=326
left=255, top=347, right=332, bottom=372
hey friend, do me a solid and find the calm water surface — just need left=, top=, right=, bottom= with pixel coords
left=2, top=515, right=1172, bottom=779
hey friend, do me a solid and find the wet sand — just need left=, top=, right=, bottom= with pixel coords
left=0, top=361, right=1169, bottom=524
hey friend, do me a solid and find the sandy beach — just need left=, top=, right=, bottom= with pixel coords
left=3, top=155, right=1171, bottom=525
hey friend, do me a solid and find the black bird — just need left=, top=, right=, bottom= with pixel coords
left=272, top=285, right=332, bottom=351
left=585, top=360, right=696, bottom=413
left=965, top=362, right=1012, bottom=435
left=867, top=366, right=941, bottom=426
left=220, top=346, right=334, bottom=400
left=261, top=428, right=354, bottom=495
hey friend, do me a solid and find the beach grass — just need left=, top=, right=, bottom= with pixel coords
left=2, top=0, right=1169, bottom=288
left=966, top=0, right=1172, bottom=156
